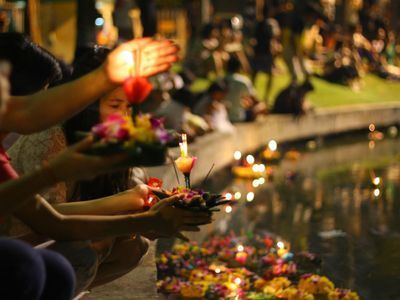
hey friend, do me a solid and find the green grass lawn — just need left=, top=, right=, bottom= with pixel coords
left=191, top=70, right=400, bottom=109
left=255, top=72, right=400, bottom=108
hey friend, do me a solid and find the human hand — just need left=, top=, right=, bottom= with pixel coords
left=147, top=194, right=212, bottom=239
left=141, top=230, right=192, bottom=242
left=45, top=136, right=128, bottom=183
left=115, top=184, right=155, bottom=213
left=102, top=38, right=179, bottom=83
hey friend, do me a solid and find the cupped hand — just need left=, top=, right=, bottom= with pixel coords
left=46, top=136, right=128, bottom=182
left=102, top=38, right=179, bottom=83
left=147, top=194, right=212, bottom=239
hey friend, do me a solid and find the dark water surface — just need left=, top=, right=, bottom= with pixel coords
left=199, top=131, right=400, bottom=300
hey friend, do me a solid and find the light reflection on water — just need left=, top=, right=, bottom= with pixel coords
left=202, top=135, right=400, bottom=300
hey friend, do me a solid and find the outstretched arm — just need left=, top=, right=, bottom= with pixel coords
left=53, top=185, right=148, bottom=216
left=0, top=38, right=178, bottom=134
left=15, top=192, right=211, bottom=241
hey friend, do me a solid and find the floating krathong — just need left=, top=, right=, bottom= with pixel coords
left=157, top=233, right=360, bottom=300
left=262, top=140, right=282, bottom=163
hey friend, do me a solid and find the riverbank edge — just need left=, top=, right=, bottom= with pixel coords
left=146, top=102, right=400, bottom=188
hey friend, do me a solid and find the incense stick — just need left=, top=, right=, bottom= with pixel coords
left=202, top=163, right=215, bottom=186
left=169, top=154, right=181, bottom=185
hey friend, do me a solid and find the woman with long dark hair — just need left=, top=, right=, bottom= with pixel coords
left=9, top=46, right=157, bottom=292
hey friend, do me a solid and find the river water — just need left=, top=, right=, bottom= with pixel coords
left=199, top=130, right=400, bottom=300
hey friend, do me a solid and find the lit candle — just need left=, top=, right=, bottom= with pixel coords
left=235, top=251, right=248, bottom=264
left=233, top=151, right=242, bottom=166
left=276, top=241, right=289, bottom=257
left=175, top=134, right=197, bottom=188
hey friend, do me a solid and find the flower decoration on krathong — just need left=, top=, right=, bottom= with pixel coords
left=89, top=114, right=170, bottom=166
left=122, top=46, right=153, bottom=104
left=92, top=114, right=135, bottom=143
left=91, top=114, right=170, bottom=146
left=152, top=185, right=232, bottom=212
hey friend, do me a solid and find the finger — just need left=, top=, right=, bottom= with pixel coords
left=142, top=40, right=176, bottom=53
left=141, top=64, right=173, bottom=77
left=180, top=226, right=200, bottom=232
left=183, top=221, right=212, bottom=227
left=176, top=232, right=189, bottom=242
left=88, top=153, right=129, bottom=173
left=141, top=55, right=179, bottom=71
left=182, top=216, right=212, bottom=224
left=181, top=210, right=211, bottom=218
left=163, top=194, right=185, bottom=205
left=142, top=44, right=179, bottom=59
left=71, top=135, right=94, bottom=152
left=146, top=185, right=163, bottom=193
left=118, top=37, right=153, bottom=51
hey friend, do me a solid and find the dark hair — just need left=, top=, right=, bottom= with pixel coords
left=208, top=80, right=228, bottom=94
left=301, top=80, right=315, bottom=93
left=64, top=46, right=131, bottom=201
left=201, top=23, right=216, bottom=39
left=227, top=57, right=241, bottom=73
left=0, top=32, right=62, bottom=95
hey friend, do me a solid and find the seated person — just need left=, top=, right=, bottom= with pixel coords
left=155, top=72, right=210, bottom=138
left=224, top=57, right=267, bottom=122
left=193, top=81, right=234, bottom=133
left=272, top=80, right=314, bottom=117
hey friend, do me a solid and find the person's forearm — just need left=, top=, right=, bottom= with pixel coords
left=16, top=196, right=155, bottom=241
left=58, top=211, right=153, bottom=240
left=1, top=67, right=117, bottom=134
left=53, top=192, right=144, bottom=216
left=0, top=167, right=57, bottom=215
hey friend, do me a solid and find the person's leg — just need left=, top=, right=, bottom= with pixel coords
left=0, top=239, right=45, bottom=300
left=45, top=240, right=99, bottom=295
left=36, top=248, right=76, bottom=300
left=89, top=235, right=149, bottom=288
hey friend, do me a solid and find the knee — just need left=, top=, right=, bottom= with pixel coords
left=137, top=235, right=149, bottom=257
left=48, top=241, right=98, bottom=295
left=127, top=236, right=149, bottom=269
left=36, top=249, right=76, bottom=300
left=0, top=239, right=46, bottom=300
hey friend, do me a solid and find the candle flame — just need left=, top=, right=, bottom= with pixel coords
left=179, top=134, right=188, bottom=157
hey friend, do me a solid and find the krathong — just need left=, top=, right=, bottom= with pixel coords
left=152, top=186, right=232, bottom=212
left=157, top=233, right=360, bottom=300
left=262, top=140, right=281, bottom=163
left=89, top=114, right=169, bottom=166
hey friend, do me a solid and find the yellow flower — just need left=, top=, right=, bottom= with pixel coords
left=328, top=289, right=360, bottom=300
left=298, top=275, right=335, bottom=295
left=254, top=278, right=268, bottom=291
left=279, top=287, right=315, bottom=300
left=135, top=114, right=152, bottom=129
left=181, top=283, right=207, bottom=299
left=134, top=127, right=156, bottom=143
